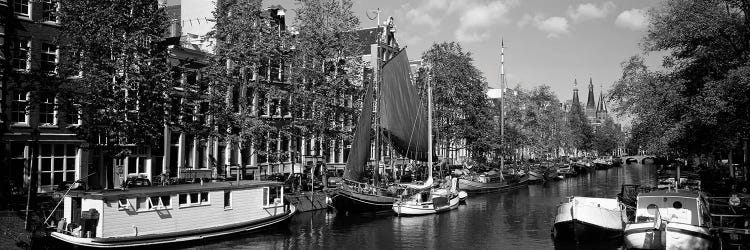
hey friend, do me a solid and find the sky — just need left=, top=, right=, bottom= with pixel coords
left=181, top=0, right=665, bottom=112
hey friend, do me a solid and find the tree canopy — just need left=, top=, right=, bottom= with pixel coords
left=419, top=42, right=492, bottom=163
left=58, top=0, right=173, bottom=153
left=611, top=0, right=750, bottom=157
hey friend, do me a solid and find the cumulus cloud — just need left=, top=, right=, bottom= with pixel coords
left=405, top=8, right=440, bottom=28
left=615, top=8, right=648, bottom=30
left=567, top=2, right=615, bottom=22
left=517, top=14, right=570, bottom=38
left=455, top=1, right=517, bottom=42
left=537, top=16, right=569, bottom=38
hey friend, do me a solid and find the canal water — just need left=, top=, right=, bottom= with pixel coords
left=189, top=164, right=658, bottom=250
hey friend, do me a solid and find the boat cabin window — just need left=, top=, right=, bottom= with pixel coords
left=136, top=197, right=149, bottom=211
left=224, top=191, right=232, bottom=209
left=263, top=186, right=282, bottom=207
left=148, top=196, right=171, bottom=210
left=178, top=192, right=210, bottom=208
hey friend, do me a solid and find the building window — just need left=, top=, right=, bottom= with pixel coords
left=38, top=95, right=56, bottom=126
left=39, top=143, right=77, bottom=190
left=11, top=92, right=29, bottom=124
left=65, top=104, right=81, bottom=126
left=13, top=0, right=30, bottom=17
left=11, top=39, right=30, bottom=71
left=42, top=0, right=58, bottom=22
left=41, top=44, right=58, bottom=73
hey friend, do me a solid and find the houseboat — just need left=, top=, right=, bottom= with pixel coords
left=623, top=189, right=715, bottom=250
left=49, top=180, right=296, bottom=248
left=552, top=197, right=626, bottom=243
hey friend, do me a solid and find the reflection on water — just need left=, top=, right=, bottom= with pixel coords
left=191, top=164, right=657, bottom=249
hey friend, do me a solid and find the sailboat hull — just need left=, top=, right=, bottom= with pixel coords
left=330, top=188, right=397, bottom=214
left=458, top=176, right=529, bottom=193
left=392, top=194, right=460, bottom=216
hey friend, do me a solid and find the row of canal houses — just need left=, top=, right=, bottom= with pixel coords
left=0, top=0, right=470, bottom=202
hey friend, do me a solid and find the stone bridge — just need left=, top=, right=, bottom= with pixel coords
left=623, top=155, right=658, bottom=165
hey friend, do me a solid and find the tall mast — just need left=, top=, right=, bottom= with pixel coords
left=427, top=65, right=433, bottom=181
left=500, top=39, right=505, bottom=175
left=372, top=9, right=382, bottom=185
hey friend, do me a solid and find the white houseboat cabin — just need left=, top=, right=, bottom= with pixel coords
left=50, top=180, right=296, bottom=248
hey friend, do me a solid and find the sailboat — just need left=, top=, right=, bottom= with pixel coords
left=329, top=48, right=433, bottom=215
left=458, top=39, right=529, bottom=193
left=392, top=59, right=466, bottom=216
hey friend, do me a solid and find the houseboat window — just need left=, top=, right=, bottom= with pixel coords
left=264, top=186, right=280, bottom=207
left=673, top=201, right=682, bottom=209
left=179, top=194, right=188, bottom=206
left=161, top=196, right=171, bottom=207
left=136, top=197, right=149, bottom=211
left=118, top=198, right=129, bottom=210
left=190, top=193, right=199, bottom=204
left=200, top=192, right=209, bottom=204
left=263, top=187, right=269, bottom=206
left=224, top=191, right=232, bottom=209
left=148, top=196, right=172, bottom=209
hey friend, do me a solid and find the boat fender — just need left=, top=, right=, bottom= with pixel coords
left=132, top=225, right=138, bottom=236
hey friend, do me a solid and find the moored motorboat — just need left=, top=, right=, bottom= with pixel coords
left=552, top=197, right=626, bottom=243
left=623, top=189, right=716, bottom=250
left=49, top=181, right=296, bottom=248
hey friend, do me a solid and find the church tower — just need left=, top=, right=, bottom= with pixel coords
left=572, top=78, right=579, bottom=105
left=596, top=84, right=608, bottom=122
left=585, top=77, right=597, bottom=123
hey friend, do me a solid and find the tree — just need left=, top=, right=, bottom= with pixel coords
left=592, top=117, right=623, bottom=155
left=203, top=0, right=289, bottom=173
left=523, top=86, right=566, bottom=159
left=289, top=0, right=362, bottom=163
left=611, top=0, right=750, bottom=158
left=567, top=97, right=593, bottom=154
left=58, top=0, right=173, bottom=159
left=419, top=42, right=492, bottom=163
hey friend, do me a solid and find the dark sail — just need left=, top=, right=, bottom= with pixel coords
left=379, top=50, right=430, bottom=162
left=344, top=81, right=375, bottom=181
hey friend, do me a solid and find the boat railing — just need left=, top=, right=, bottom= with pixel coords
left=342, top=179, right=393, bottom=195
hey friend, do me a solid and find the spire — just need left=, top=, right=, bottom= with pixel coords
left=597, top=84, right=607, bottom=113
left=572, top=78, right=579, bottom=104
left=586, top=77, right=596, bottom=110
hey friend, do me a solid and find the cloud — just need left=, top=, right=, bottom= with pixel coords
left=405, top=8, right=440, bottom=28
left=517, top=14, right=569, bottom=38
left=455, top=1, right=517, bottom=42
left=567, top=2, right=615, bottom=22
left=537, top=16, right=569, bottom=38
left=615, top=8, right=648, bottom=30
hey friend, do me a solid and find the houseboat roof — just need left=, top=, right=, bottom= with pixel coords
left=66, top=180, right=284, bottom=199
left=638, top=189, right=702, bottom=199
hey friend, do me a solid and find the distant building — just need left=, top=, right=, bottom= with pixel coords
left=572, top=77, right=609, bottom=127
